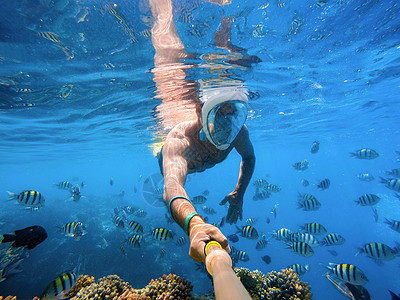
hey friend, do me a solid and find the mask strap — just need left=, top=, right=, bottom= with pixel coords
left=199, top=129, right=208, bottom=141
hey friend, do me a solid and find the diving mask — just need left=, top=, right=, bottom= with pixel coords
left=200, top=88, right=248, bottom=150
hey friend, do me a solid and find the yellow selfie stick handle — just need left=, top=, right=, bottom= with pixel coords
left=204, top=241, right=251, bottom=300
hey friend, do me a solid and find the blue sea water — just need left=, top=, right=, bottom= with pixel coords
left=1, top=0, right=400, bottom=298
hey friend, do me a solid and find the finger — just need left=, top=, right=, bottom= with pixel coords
left=219, top=198, right=228, bottom=206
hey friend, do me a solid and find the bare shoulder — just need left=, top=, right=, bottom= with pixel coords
left=233, top=125, right=255, bottom=157
left=164, top=121, right=198, bottom=152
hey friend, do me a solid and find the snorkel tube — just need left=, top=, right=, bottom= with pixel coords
left=204, top=241, right=251, bottom=300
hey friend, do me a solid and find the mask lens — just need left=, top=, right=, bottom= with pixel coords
left=206, top=101, right=247, bottom=148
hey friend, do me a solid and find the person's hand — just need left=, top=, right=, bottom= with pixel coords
left=219, top=191, right=243, bottom=225
left=188, top=216, right=230, bottom=263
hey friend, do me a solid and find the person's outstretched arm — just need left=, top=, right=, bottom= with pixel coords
left=220, top=125, right=255, bottom=224
left=162, top=133, right=230, bottom=263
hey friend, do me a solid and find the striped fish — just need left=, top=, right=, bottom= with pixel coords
left=40, top=271, right=77, bottom=300
left=159, top=248, right=166, bottom=257
left=119, top=244, right=127, bottom=256
left=380, top=177, right=400, bottom=192
left=152, top=228, right=173, bottom=242
left=192, top=195, right=207, bottom=204
left=311, top=141, right=320, bottom=154
left=61, top=222, right=86, bottom=238
left=202, top=206, right=216, bottom=215
left=287, top=264, right=309, bottom=275
left=355, top=194, right=380, bottom=206
left=293, top=159, right=309, bottom=171
left=54, top=181, right=73, bottom=190
left=127, top=235, right=141, bottom=249
left=386, top=168, right=400, bottom=177
left=7, top=190, right=45, bottom=209
left=357, top=173, right=374, bottom=181
left=384, top=218, right=400, bottom=233
left=237, top=225, right=259, bottom=240
left=256, top=237, right=268, bottom=250
left=273, top=228, right=292, bottom=241
left=290, top=233, right=319, bottom=247
left=265, top=184, right=281, bottom=192
left=112, top=215, right=124, bottom=228
left=287, top=241, right=314, bottom=257
left=300, top=223, right=327, bottom=235
left=127, top=220, right=143, bottom=234
left=316, top=178, right=330, bottom=190
left=356, top=242, right=397, bottom=261
left=298, top=198, right=321, bottom=211
left=38, top=31, right=60, bottom=43
left=253, top=188, right=271, bottom=201
left=135, top=209, right=147, bottom=217
left=230, top=246, right=249, bottom=262
left=176, top=237, right=186, bottom=246
left=325, top=263, right=369, bottom=285
left=321, top=233, right=346, bottom=246
left=298, top=193, right=317, bottom=202
left=350, top=148, right=379, bottom=160
left=253, top=179, right=269, bottom=188
left=246, top=218, right=257, bottom=225
left=316, top=0, right=327, bottom=7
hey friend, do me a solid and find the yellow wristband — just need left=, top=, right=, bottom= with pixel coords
left=204, top=241, right=222, bottom=256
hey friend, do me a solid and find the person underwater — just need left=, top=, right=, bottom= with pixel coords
left=0, top=225, right=48, bottom=249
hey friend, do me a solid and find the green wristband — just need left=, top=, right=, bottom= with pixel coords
left=184, top=212, right=199, bottom=235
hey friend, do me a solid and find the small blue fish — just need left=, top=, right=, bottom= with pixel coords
left=311, top=141, right=320, bottom=154
left=228, top=234, right=239, bottom=243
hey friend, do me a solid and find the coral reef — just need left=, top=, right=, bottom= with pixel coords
left=68, top=273, right=192, bottom=300
left=234, top=267, right=311, bottom=300
left=138, top=273, right=192, bottom=299
left=71, top=275, right=133, bottom=299
left=66, top=275, right=95, bottom=298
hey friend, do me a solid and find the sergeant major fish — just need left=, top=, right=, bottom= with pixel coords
left=300, top=223, right=327, bottom=235
left=287, top=264, right=309, bottom=275
left=357, top=173, right=374, bottom=182
left=380, top=177, right=400, bottom=192
left=237, top=225, right=259, bottom=240
left=60, top=222, right=87, bottom=240
left=321, top=233, right=346, bottom=246
left=355, top=194, right=380, bottom=206
left=293, top=159, right=309, bottom=171
left=54, top=181, right=73, bottom=190
left=323, top=263, right=368, bottom=285
left=384, top=218, right=400, bottom=233
left=128, top=220, right=143, bottom=234
left=316, top=178, right=330, bottom=190
left=192, top=195, right=207, bottom=204
left=387, top=168, right=400, bottom=178
left=350, top=148, right=379, bottom=160
left=41, top=271, right=77, bottom=300
left=7, top=190, right=45, bottom=210
left=355, top=242, right=398, bottom=262
left=272, top=228, right=292, bottom=241
left=286, top=241, right=314, bottom=257
left=152, top=228, right=173, bottom=242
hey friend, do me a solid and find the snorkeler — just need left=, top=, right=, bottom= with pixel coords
left=149, top=0, right=256, bottom=263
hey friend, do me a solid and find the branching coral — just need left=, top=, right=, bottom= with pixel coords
left=71, top=275, right=133, bottom=299
left=234, top=268, right=311, bottom=300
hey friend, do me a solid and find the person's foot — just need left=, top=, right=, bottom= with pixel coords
left=203, top=0, right=232, bottom=5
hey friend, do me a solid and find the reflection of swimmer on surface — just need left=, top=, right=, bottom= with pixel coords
left=149, top=0, right=257, bottom=264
